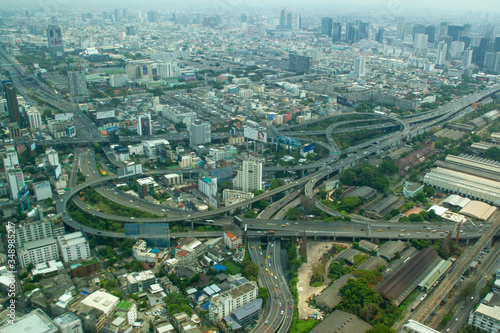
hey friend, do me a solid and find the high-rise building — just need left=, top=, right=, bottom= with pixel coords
left=2, top=149, right=19, bottom=169
left=67, top=71, right=87, bottom=97
left=198, top=176, right=217, bottom=198
left=233, top=160, right=263, bottom=192
left=358, top=22, right=370, bottom=40
left=346, top=22, right=359, bottom=43
left=332, top=23, right=342, bottom=42
left=46, top=25, right=63, bottom=60
left=321, top=17, right=333, bottom=36
left=126, top=25, right=136, bottom=36
left=4, top=83, right=21, bottom=126
left=280, top=8, right=287, bottom=26
left=19, top=237, right=59, bottom=268
left=209, top=281, right=258, bottom=322
left=289, top=53, right=312, bottom=74
left=15, top=220, right=54, bottom=248
left=412, top=24, right=426, bottom=37
left=414, top=33, right=428, bottom=52
left=425, top=25, right=437, bottom=43
left=57, top=232, right=91, bottom=263
left=463, top=48, right=474, bottom=68
left=354, top=57, right=365, bottom=78
left=6, top=168, right=25, bottom=200
left=450, top=41, right=465, bottom=59
left=474, top=38, right=492, bottom=67
left=436, top=41, right=447, bottom=65
left=189, top=121, right=211, bottom=145
left=46, top=148, right=59, bottom=166
left=26, top=106, right=42, bottom=128
left=147, top=10, right=159, bottom=22
left=137, top=113, right=152, bottom=136
left=447, top=25, right=465, bottom=41
left=376, top=28, right=384, bottom=44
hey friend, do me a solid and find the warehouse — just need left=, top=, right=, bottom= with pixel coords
left=424, top=167, right=500, bottom=205
left=417, top=259, right=453, bottom=292
left=377, top=247, right=438, bottom=302
left=459, top=201, right=497, bottom=220
left=309, top=310, right=372, bottom=333
left=316, top=274, right=355, bottom=312
left=436, top=155, right=500, bottom=181
left=377, top=240, right=406, bottom=261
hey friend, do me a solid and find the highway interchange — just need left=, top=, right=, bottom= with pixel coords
left=4, top=49, right=500, bottom=331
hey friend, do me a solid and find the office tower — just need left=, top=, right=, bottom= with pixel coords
left=447, top=25, right=465, bottom=41
left=346, top=22, right=359, bottom=43
left=137, top=113, right=152, bottom=136
left=289, top=54, right=313, bottom=74
left=321, top=17, right=333, bottom=36
left=114, top=9, right=121, bottom=22
left=436, top=41, right=447, bottom=66
left=287, top=12, right=292, bottom=27
left=147, top=10, right=159, bottom=23
left=414, top=33, right=428, bottom=52
left=358, top=22, right=369, bottom=40
left=412, top=24, right=426, bottom=37
left=439, top=22, right=448, bottom=38
left=46, top=25, right=63, bottom=60
left=332, top=23, right=342, bottom=42
left=280, top=8, right=286, bottom=26
left=494, top=37, right=500, bottom=52
left=425, top=25, right=436, bottom=43
left=396, top=22, right=403, bottom=40
left=26, top=107, right=42, bottom=128
left=463, top=48, right=474, bottom=67
left=58, top=232, right=91, bottom=263
left=354, top=57, right=365, bottom=77
left=450, top=41, right=465, bottom=59
left=126, top=26, right=136, bottom=36
left=122, top=9, right=128, bottom=20
left=233, top=160, right=263, bottom=192
left=6, top=168, right=25, bottom=200
left=460, top=36, right=472, bottom=49
left=4, top=82, right=21, bottom=126
left=376, top=28, right=384, bottom=44
left=190, top=121, right=211, bottom=145
left=474, top=38, right=492, bottom=67
left=67, top=71, right=87, bottom=97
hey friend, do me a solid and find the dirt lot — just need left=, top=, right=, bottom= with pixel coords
left=296, top=241, right=343, bottom=320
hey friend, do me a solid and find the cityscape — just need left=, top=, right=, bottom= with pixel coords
left=0, top=1, right=500, bottom=333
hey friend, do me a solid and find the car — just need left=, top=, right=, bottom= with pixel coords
left=281, top=310, right=284, bottom=315
left=130, top=200, right=133, bottom=203
left=257, top=231, right=261, bottom=234
left=455, top=318, right=458, bottom=322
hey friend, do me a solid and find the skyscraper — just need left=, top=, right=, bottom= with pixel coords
left=4, top=82, right=21, bottom=126
left=474, top=38, right=492, bottom=67
left=26, top=107, right=42, bottom=129
left=463, top=48, right=474, bottom=67
left=233, top=160, right=263, bottom=192
left=354, top=57, right=365, bottom=78
left=189, top=121, right=211, bottom=145
left=137, top=113, right=152, bottom=136
left=289, top=54, right=313, bottom=74
left=414, top=33, right=428, bottom=52
left=67, top=71, right=87, bottom=97
left=450, top=41, right=465, bottom=59
left=280, top=8, right=287, bottom=26
left=375, top=28, right=384, bottom=44
left=332, top=23, right=342, bottom=42
left=147, top=10, right=159, bottom=23
left=436, top=41, right=447, bottom=66
left=46, top=25, right=63, bottom=60
left=425, top=25, right=436, bottom=43
left=321, top=17, right=333, bottom=36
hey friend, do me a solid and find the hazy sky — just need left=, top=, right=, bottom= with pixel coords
left=5, top=0, right=500, bottom=15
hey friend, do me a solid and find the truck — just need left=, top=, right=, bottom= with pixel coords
left=269, top=230, right=275, bottom=234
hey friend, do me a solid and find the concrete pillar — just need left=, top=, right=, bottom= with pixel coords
left=191, top=219, right=194, bottom=230
left=432, top=303, right=440, bottom=315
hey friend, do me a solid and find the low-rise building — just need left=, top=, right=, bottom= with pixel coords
left=147, top=283, right=167, bottom=306
left=132, top=239, right=158, bottom=263
left=209, top=281, right=258, bottom=322
left=469, top=295, right=500, bottom=333
left=125, top=270, right=156, bottom=293
left=224, top=231, right=242, bottom=250
left=53, top=312, right=83, bottom=333
left=403, top=181, right=424, bottom=199
left=57, top=232, right=91, bottom=263
left=81, top=290, right=120, bottom=316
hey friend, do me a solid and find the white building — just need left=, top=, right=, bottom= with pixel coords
left=125, top=270, right=156, bottom=293
left=436, top=41, right=447, bottom=65
left=198, top=176, right=217, bottom=198
left=26, top=107, right=42, bottom=129
left=469, top=301, right=500, bottom=333
left=178, top=155, right=192, bottom=168
left=46, top=148, right=60, bottom=166
left=109, top=74, right=128, bottom=87
left=224, top=231, right=242, bottom=250
left=233, top=160, right=262, bottom=192
left=81, top=290, right=119, bottom=316
left=0, top=308, right=58, bottom=333
left=354, top=57, right=365, bottom=78
left=6, top=168, right=25, bottom=199
left=34, top=181, right=52, bottom=201
left=209, top=281, right=258, bottom=322
left=147, top=284, right=167, bottom=306
left=142, top=139, right=169, bottom=157
left=413, top=33, right=428, bottom=52
left=57, top=232, right=91, bottom=263
left=222, top=189, right=254, bottom=203
left=53, top=312, right=83, bottom=333
left=132, top=239, right=157, bottom=263
left=2, top=150, right=19, bottom=169
left=189, top=121, right=211, bottom=146
left=15, top=220, right=54, bottom=248
left=401, top=319, right=440, bottom=333
left=164, top=173, right=183, bottom=186
left=137, top=113, right=152, bottom=136
left=19, top=238, right=60, bottom=268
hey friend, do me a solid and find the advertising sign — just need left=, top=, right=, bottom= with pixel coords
left=66, top=126, right=76, bottom=138
left=30, top=142, right=36, bottom=151
left=117, top=164, right=143, bottom=178
left=337, top=96, right=356, bottom=106
left=244, top=127, right=267, bottom=143
left=324, top=180, right=339, bottom=192
left=277, top=135, right=301, bottom=147
left=18, top=185, right=29, bottom=198
left=55, top=164, right=62, bottom=179
left=208, top=195, right=218, bottom=209
left=96, top=110, right=115, bottom=119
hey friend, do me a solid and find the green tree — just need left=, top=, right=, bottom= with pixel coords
left=258, top=287, right=269, bottom=301
left=484, top=147, right=500, bottom=162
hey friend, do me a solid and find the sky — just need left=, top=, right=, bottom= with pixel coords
left=4, top=0, right=500, bottom=15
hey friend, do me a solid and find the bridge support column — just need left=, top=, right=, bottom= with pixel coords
left=432, top=303, right=440, bottom=316
left=191, top=219, right=194, bottom=230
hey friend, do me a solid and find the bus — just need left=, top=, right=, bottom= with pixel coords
left=206, top=220, right=215, bottom=224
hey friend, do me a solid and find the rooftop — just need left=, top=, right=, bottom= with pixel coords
left=0, top=309, right=58, bottom=333
left=310, top=310, right=372, bottom=333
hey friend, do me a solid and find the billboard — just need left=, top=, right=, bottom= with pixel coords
left=267, top=114, right=275, bottom=121
left=244, top=127, right=267, bottom=143
left=277, top=135, right=301, bottom=147
left=66, top=126, right=76, bottom=138
left=30, top=142, right=36, bottom=151
left=209, top=195, right=218, bottom=208
left=18, top=185, right=29, bottom=199
left=96, top=110, right=115, bottom=119
left=303, top=144, right=315, bottom=153
left=48, top=27, right=62, bottom=46
left=55, top=164, right=62, bottom=180
left=117, top=164, right=143, bottom=178
left=324, top=180, right=339, bottom=192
